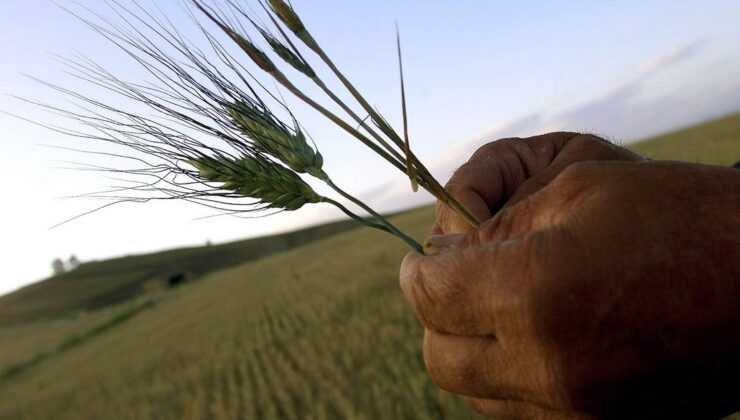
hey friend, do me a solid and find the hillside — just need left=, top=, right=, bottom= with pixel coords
left=3, top=112, right=738, bottom=326
left=0, top=218, right=365, bottom=325
left=0, top=112, right=738, bottom=419
left=628, top=111, right=740, bottom=165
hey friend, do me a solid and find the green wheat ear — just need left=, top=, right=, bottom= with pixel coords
left=227, top=101, right=325, bottom=179
left=190, top=154, right=322, bottom=211
left=258, top=29, right=315, bottom=78
left=192, top=2, right=278, bottom=74
left=266, top=0, right=305, bottom=34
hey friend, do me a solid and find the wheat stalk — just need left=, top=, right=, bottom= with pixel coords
left=189, top=153, right=321, bottom=211
left=24, top=0, right=485, bottom=253
left=194, top=0, right=482, bottom=227
left=260, top=0, right=480, bottom=226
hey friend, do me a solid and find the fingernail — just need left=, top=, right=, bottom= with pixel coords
left=426, top=234, right=466, bottom=249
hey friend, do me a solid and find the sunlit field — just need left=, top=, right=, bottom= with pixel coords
left=1, top=112, right=738, bottom=419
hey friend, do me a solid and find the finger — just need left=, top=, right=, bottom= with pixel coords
left=467, top=163, right=601, bottom=245
left=504, top=133, right=642, bottom=209
left=437, top=144, right=522, bottom=235
left=458, top=132, right=576, bottom=207
left=464, top=396, right=597, bottom=420
left=423, top=329, right=572, bottom=408
left=435, top=185, right=492, bottom=236
left=437, top=133, right=579, bottom=235
left=423, top=233, right=466, bottom=255
left=400, top=238, right=526, bottom=335
left=423, top=330, right=522, bottom=400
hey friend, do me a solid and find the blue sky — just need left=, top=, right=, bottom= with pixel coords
left=1, top=0, right=740, bottom=295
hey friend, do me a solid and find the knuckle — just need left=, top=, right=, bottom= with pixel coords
left=576, top=135, right=613, bottom=158
left=568, top=133, right=642, bottom=162
left=568, top=133, right=605, bottom=149
left=550, top=131, right=580, bottom=139
left=469, top=137, right=520, bottom=161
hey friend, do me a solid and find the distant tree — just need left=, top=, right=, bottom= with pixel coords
left=68, top=255, right=80, bottom=270
left=52, top=258, right=66, bottom=275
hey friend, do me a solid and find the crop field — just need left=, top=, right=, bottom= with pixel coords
left=0, top=209, right=483, bottom=419
left=0, top=112, right=739, bottom=419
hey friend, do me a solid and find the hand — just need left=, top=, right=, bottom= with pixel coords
left=400, top=135, right=740, bottom=418
left=432, top=132, right=643, bottom=236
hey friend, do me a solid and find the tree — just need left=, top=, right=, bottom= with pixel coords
left=52, top=258, right=66, bottom=275
left=68, top=255, right=80, bottom=270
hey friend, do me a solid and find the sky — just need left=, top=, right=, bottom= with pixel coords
left=1, top=0, right=739, bottom=296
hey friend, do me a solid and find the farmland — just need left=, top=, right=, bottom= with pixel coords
left=0, top=112, right=739, bottom=419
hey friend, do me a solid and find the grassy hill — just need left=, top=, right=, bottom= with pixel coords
left=0, top=218, right=367, bottom=325
left=0, top=112, right=738, bottom=419
left=627, top=112, right=740, bottom=166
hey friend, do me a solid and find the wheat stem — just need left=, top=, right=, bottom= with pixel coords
left=396, top=25, right=418, bottom=192
left=255, top=2, right=405, bottom=161
left=197, top=1, right=481, bottom=227
left=270, top=72, right=409, bottom=171
left=322, top=178, right=422, bottom=253
left=277, top=17, right=481, bottom=227
left=322, top=197, right=421, bottom=252
left=320, top=198, right=391, bottom=232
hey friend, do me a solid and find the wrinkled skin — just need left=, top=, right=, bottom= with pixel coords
left=400, top=132, right=740, bottom=419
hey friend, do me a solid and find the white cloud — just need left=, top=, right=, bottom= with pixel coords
left=360, top=40, right=740, bottom=213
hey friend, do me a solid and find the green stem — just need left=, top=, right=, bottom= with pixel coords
left=311, top=77, right=402, bottom=159
left=321, top=197, right=421, bottom=252
left=297, top=31, right=482, bottom=228
left=322, top=178, right=422, bottom=253
left=271, top=71, right=409, bottom=173
left=258, top=7, right=402, bottom=161
left=320, top=197, right=390, bottom=232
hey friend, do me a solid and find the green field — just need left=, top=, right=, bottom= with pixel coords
left=627, top=112, right=740, bottom=166
left=1, top=113, right=738, bottom=419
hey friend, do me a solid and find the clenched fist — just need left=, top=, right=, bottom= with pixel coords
left=400, top=133, right=740, bottom=419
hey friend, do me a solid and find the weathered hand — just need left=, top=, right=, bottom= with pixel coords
left=432, top=132, right=643, bottom=236
left=401, top=135, right=740, bottom=419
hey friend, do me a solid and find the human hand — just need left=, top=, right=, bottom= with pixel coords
left=401, top=144, right=740, bottom=418
left=433, top=132, right=643, bottom=236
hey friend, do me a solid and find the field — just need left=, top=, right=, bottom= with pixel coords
left=0, top=112, right=739, bottom=419
left=0, top=218, right=366, bottom=325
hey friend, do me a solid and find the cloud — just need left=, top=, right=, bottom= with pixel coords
left=360, top=39, right=740, bottom=213
left=635, top=40, right=706, bottom=80
left=553, top=40, right=707, bottom=139
left=426, top=114, right=543, bottom=180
